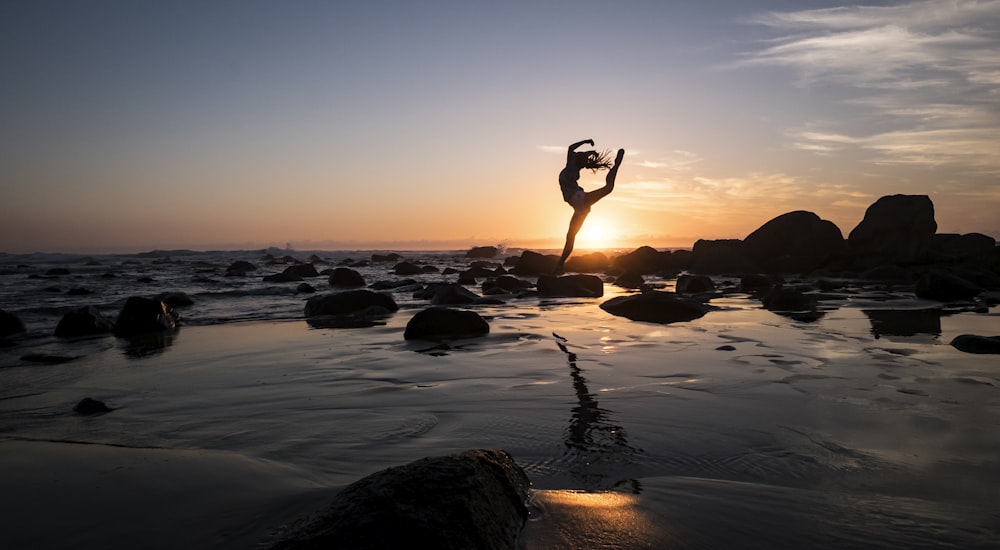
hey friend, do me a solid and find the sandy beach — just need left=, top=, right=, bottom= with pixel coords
left=2, top=281, right=998, bottom=548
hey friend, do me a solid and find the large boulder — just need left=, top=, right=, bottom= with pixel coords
left=950, top=334, right=1000, bottom=354
left=304, top=290, right=399, bottom=317
left=282, top=263, right=320, bottom=278
left=600, top=291, right=711, bottom=324
left=612, top=246, right=669, bottom=274
left=848, top=194, right=937, bottom=265
left=465, top=245, right=498, bottom=259
left=0, top=309, right=26, bottom=338
left=536, top=274, right=603, bottom=297
left=563, top=252, right=610, bottom=273
left=760, top=286, right=816, bottom=312
left=675, top=274, right=715, bottom=294
left=512, top=251, right=559, bottom=276
left=914, top=270, right=982, bottom=302
left=113, top=297, right=179, bottom=337
left=329, top=267, right=366, bottom=287
left=928, top=233, right=997, bottom=264
left=393, top=261, right=424, bottom=276
left=427, top=283, right=481, bottom=305
left=403, top=307, right=490, bottom=340
left=270, top=449, right=529, bottom=550
left=55, top=306, right=115, bottom=337
left=225, top=261, right=257, bottom=276
left=743, top=211, right=846, bottom=274
left=689, top=239, right=756, bottom=274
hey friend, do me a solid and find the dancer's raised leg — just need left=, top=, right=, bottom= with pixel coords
left=584, top=148, right=625, bottom=207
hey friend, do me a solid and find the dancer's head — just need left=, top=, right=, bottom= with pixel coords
left=572, top=149, right=614, bottom=171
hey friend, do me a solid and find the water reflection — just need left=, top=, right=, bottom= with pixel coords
left=120, top=330, right=177, bottom=359
left=554, top=332, right=640, bottom=491
left=864, top=309, right=942, bottom=339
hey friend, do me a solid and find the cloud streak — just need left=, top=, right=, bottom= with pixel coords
left=743, top=0, right=1000, bottom=174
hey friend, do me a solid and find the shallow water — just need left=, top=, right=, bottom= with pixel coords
left=1, top=249, right=999, bottom=547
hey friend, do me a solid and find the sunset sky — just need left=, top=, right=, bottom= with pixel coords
left=2, top=1, right=998, bottom=253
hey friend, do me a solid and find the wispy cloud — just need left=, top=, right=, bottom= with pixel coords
left=742, top=0, right=1000, bottom=174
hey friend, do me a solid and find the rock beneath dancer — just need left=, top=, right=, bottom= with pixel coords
left=554, top=139, right=625, bottom=274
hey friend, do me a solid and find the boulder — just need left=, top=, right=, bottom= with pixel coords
left=928, top=233, right=997, bottom=264
left=1, top=309, right=26, bottom=338
left=369, top=278, right=418, bottom=290
left=225, top=260, right=257, bottom=276
left=512, top=251, right=560, bottom=276
left=740, top=274, right=773, bottom=294
left=600, top=291, right=711, bottom=324
left=154, top=291, right=194, bottom=307
left=537, top=274, right=603, bottom=298
left=297, top=283, right=317, bottom=293
left=466, top=246, right=498, bottom=259
left=614, top=271, right=645, bottom=289
left=55, top=306, right=115, bottom=337
left=428, top=283, right=480, bottom=305
left=404, top=307, right=490, bottom=341
left=689, top=239, right=757, bottom=274
left=329, top=267, right=366, bottom=287
left=393, top=261, right=424, bottom=276
left=73, top=397, right=113, bottom=416
left=304, top=290, right=399, bottom=317
left=270, top=449, right=528, bottom=550
left=847, top=194, right=937, bottom=265
left=283, top=263, right=320, bottom=278
left=865, top=309, right=942, bottom=338
left=564, top=252, right=610, bottom=273
left=612, top=246, right=668, bottom=274
left=760, top=286, right=815, bottom=312
left=676, top=274, right=715, bottom=294
left=950, top=334, right=1000, bottom=354
left=483, top=275, right=529, bottom=294
left=742, top=210, right=846, bottom=273
left=914, top=270, right=982, bottom=302
left=113, top=297, right=180, bottom=337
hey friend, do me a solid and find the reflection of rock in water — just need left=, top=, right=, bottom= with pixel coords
left=122, top=331, right=177, bottom=359
left=554, top=333, right=640, bottom=491
left=865, top=309, right=941, bottom=338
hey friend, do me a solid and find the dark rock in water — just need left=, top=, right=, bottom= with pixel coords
left=612, top=246, right=668, bottom=274
left=421, top=265, right=440, bottom=273
left=73, top=397, right=112, bottom=416
left=225, top=261, right=257, bottom=276
left=136, top=276, right=155, bottom=284
left=457, top=271, right=478, bottom=285
left=512, top=251, right=559, bottom=276
left=848, top=194, right=937, bottom=265
left=466, top=245, right=498, bottom=259
left=55, top=306, right=115, bottom=337
left=950, top=334, right=1000, bottom=354
left=865, top=309, right=942, bottom=338
left=404, top=307, right=490, bottom=341
left=154, top=291, right=194, bottom=307
left=614, top=271, right=644, bottom=289
left=600, top=291, right=711, bottom=324
left=761, top=286, right=816, bottom=312
left=716, top=345, right=737, bottom=351
left=424, top=283, right=480, bottom=305
left=372, top=253, right=403, bottom=262
left=114, top=297, right=179, bottom=337
left=564, top=252, right=610, bottom=273
left=689, top=239, right=756, bottom=274
left=914, top=270, right=982, bottom=301
left=483, top=275, right=529, bottom=294
left=67, top=287, right=92, bottom=296
left=503, top=256, right=519, bottom=267
left=676, top=274, right=715, bottom=294
left=297, top=282, right=316, bottom=293
left=304, top=290, right=399, bottom=317
left=369, top=278, right=417, bottom=290
left=1, top=309, right=27, bottom=338
left=393, top=261, right=424, bottom=276
left=270, top=449, right=528, bottom=550
left=46, top=267, right=71, bottom=276
left=283, top=263, right=320, bottom=278
left=329, top=267, right=366, bottom=287
left=743, top=210, right=846, bottom=273
left=929, top=233, right=997, bottom=264
left=537, top=274, right=603, bottom=297
left=263, top=272, right=301, bottom=283
left=740, top=274, right=773, bottom=294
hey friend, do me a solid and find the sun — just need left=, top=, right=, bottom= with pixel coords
left=578, top=220, right=615, bottom=250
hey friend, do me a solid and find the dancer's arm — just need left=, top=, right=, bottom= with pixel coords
left=566, top=139, right=594, bottom=164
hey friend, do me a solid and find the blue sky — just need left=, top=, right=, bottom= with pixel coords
left=2, top=0, right=998, bottom=252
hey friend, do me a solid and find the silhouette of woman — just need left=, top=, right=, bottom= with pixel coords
left=554, top=139, right=625, bottom=273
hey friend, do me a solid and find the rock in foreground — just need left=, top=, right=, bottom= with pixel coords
left=404, top=307, right=490, bottom=341
left=113, top=297, right=179, bottom=337
left=600, top=291, right=711, bottom=324
left=537, top=274, right=603, bottom=297
left=950, top=334, right=1000, bottom=354
left=271, top=449, right=529, bottom=550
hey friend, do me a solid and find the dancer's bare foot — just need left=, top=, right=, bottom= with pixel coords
left=615, top=148, right=625, bottom=165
